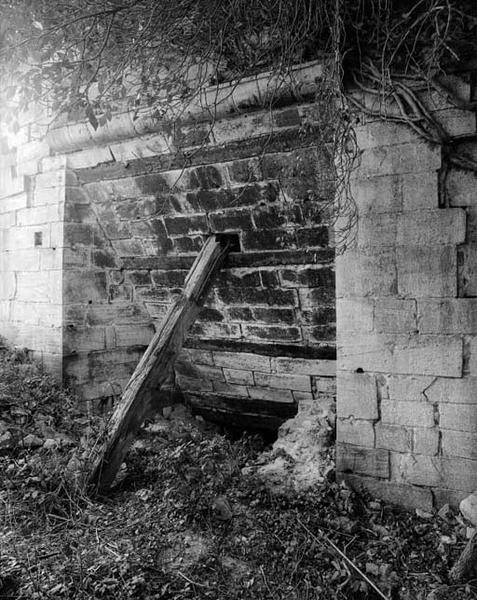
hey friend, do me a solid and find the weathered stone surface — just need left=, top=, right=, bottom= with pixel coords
left=442, top=430, right=477, bottom=460
left=337, top=444, right=390, bottom=479
left=381, top=400, right=435, bottom=428
left=375, top=423, right=412, bottom=453
left=336, top=371, right=379, bottom=420
left=337, top=419, right=375, bottom=447
left=426, top=377, right=477, bottom=404
left=342, top=473, right=434, bottom=511
left=374, top=298, right=417, bottom=333
left=397, top=245, right=457, bottom=298
left=460, top=492, right=477, bottom=526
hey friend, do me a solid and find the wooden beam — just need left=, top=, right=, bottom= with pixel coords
left=87, top=235, right=231, bottom=493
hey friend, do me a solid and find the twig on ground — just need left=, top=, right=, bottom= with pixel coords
left=297, top=517, right=390, bottom=600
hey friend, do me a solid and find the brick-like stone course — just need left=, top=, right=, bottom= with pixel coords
left=53, top=97, right=336, bottom=414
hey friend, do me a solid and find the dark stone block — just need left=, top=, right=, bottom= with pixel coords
left=242, top=228, right=297, bottom=251
left=245, top=325, right=302, bottom=342
left=190, top=165, right=223, bottom=189
left=172, top=235, right=205, bottom=254
left=198, top=307, right=225, bottom=322
left=274, top=107, right=301, bottom=128
left=216, top=287, right=297, bottom=307
left=184, top=338, right=336, bottom=359
left=126, top=270, right=152, bottom=286
left=215, top=270, right=261, bottom=287
left=164, top=215, right=209, bottom=235
left=253, top=205, right=302, bottom=229
left=92, top=249, right=119, bottom=268
left=65, top=202, right=94, bottom=223
left=195, top=189, right=234, bottom=211
left=301, top=306, right=336, bottom=325
left=228, top=307, right=254, bottom=321
left=64, top=223, right=95, bottom=247
left=228, top=158, right=261, bottom=183
left=281, top=267, right=335, bottom=288
left=151, top=269, right=188, bottom=287
left=109, top=283, right=133, bottom=302
left=134, top=173, right=171, bottom=196
left=260, top=270, right=280, bottom=287
left=209, top=209, right=253, bottom=232
left=296, top=227, right=329, bottom=248
left=252, top=307, right=295, bottom=325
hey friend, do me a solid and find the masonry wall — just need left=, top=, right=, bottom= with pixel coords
left=336, top=77, right=477, bottom=509
left=0, top=107, right=66, bottom=376
left=56, top=99, right=337, bottom=426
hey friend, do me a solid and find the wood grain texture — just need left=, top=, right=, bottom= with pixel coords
left=87, top=236, right=230, bottom=493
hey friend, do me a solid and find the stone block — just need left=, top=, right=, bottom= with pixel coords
left=442, top=430, right=477, bottom=460
left=64, top=271, right=107, bottom=303
left=271, top=357, right=336, bottom=377
left=381, top=400, right=435, bottom=428
left=0, top=192, right=28, bottom=213
left=7, top=249, right=40, bottom=271
left=447, top=168, right=477, bottom=207
left=212, top=380, right=249, bottom=397
left=357, top=213, right=397, bottom=247
left=419, top=299, right=477, bottom=334
left=190, top=322, right=241, bottom=339
left=33, top=186, right=64, bottom=207
left=63, top=327, right=106, bottom=354
left=397, top=209, right=466, bottom=246
left=343, top=473, right=434, bottom=511
left=401, top=172, right=439, bottom=210
left=336, top=299, right=374, bottom=333
left=248, top=387, right=295, bottom=402
left=374, top=298, right=417, bottom=333
left=426, top=377, right=477, bottom=404
left=336, top=371, right=379, bottom=420
left=350, top=174, right=402, bottom=214
left=440, top=403, right=477, bottom=433
left=254, top=372, right=312, bottom=392
left=337, top=419, right=375, bottom=447
left=337, top=333, right=393, bottom=373
left=223, top=368, right=254, bottom=386
left=355, top=120, right=420, bottom=149
left=388, top=374, right=434, bottom=401
left=337, top=443, right=390, bottom=478
left=375, top=423, right=412, bottom=452
left=336, top=248, right=396, bottom=298
left=114, top=323, right=154, bottom=347
left=356, top=142, right=441, bottom=178
left=279, top=266, right=334, bottom=289
left=392, top=335, right=462, bottom=377
left=392, top=453, right=477, bottom=492
left=11, top=301, right=62, bottom=327
left=242, top=324, right=302, bottom=342
left=413, top=427, right=439, bottom=455
left=212, top=351, right=271, bottom=371
left=209, top=209, right=254, bottom=231
left=16, top=205, right=61, bottom=227
left=16, top=271, right=62, bottom=302
left=397, top=245, right=457, bottom=298
left=458, top=245, right=477, bottom=297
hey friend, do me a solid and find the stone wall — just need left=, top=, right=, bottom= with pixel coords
left=336, top=77, right=477, bottom=509
left=61, top=99, right=336, bottom=425
left=0, top=107, right=64, bottom=375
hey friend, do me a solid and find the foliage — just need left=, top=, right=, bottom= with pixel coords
left=1, top=349, right=477, bottom=599
left=1, top=0, right=476, bottom=132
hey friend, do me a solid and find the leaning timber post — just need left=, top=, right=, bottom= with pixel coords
left=87, top=235, right=231, bottom=494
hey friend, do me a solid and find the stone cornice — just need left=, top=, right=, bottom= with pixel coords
left=45, top=60, right=326, bottom=154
